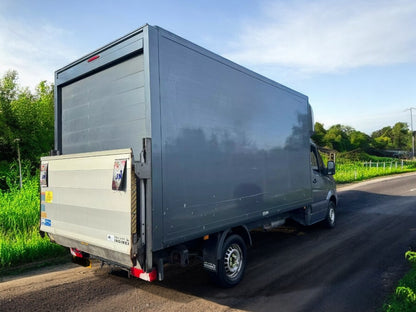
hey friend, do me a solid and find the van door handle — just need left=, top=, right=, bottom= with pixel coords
left=313, top=178, right=317, bottom=184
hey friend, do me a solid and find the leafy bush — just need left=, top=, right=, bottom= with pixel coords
left=0, top=160, right=35, bottom=191
left=384, top=251, right=416, bottom=312
left=406, top=251, right=416, bottom=263
left=337, top=150, right=397, bottom=163
left=0, top=71, right=55, bottom=164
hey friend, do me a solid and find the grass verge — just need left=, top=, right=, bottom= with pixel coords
left=383, top=251, right=416, bottom=312
left=0, top=175, right=67, bottom=271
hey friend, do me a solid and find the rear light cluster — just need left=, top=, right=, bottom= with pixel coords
left=70, top=248, right=91, bottom=267
left=70, top=248, right=85, bottom=258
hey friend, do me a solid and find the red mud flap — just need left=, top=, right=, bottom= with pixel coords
left=130, top=267, right=157, bottom=282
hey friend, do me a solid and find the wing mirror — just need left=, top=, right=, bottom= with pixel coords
left=326, top=161, right=335, bottom=175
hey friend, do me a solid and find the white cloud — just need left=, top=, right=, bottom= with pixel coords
left=0, top=16, right=78, bottom=89
left=225, top=0, right=416, bottom=73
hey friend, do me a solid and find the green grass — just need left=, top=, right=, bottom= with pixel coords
left=334, top=160, right=416, bottom=184
left=0, top=173, right=66, bottom=270
left=384, top=251, right=416, bottom=312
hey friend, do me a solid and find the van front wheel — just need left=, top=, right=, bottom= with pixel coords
left=323, top=201, right=336, bottom=228
left=214, top=234, right=247, bottom=288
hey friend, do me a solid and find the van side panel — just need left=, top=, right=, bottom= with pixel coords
left=154, top=29, right=313, bottom=249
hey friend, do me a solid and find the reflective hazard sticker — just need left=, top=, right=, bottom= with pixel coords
left=45, top=191, right=53, bottom=203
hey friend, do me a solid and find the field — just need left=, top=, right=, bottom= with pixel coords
left=334, top=160, right=416, bottom=183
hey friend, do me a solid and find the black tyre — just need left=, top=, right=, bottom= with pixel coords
left=323, top=201, right=336, bottom=228
left=214, top=234, right=247, bottom=288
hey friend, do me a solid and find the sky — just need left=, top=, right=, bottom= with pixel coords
left=1, top=0, right=415, bottom=134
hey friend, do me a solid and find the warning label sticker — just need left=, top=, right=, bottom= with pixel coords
left=45, top=191, right=53, bottom=203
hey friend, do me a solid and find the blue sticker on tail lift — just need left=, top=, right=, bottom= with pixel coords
left=41, top=218, right=51, bottom=227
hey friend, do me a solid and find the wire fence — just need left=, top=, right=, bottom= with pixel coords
left=335, top=160, right=416, bottom=183
left=363, top=160, right=408, bottom=170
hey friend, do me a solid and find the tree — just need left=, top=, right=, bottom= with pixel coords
left=322, top=124, right=352, bottom=152
left=314, top=122, right=412, bottom=153
left=312, top=122, right=326, bottom=146
left=372, top=136, right=392, bottom=150
left=350, top=130, right=370, bottom=150
left=0, top=70, right=54, bottom=163
left=371, top=126, right=392, bottom=140
left=391, top=122, right=410, bottom=150
left=370, top=122, right=411, bottom=151
left=0, top=70, right=19, bottom=161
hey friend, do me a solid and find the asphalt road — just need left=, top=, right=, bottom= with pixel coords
left=1, top=173, right=416, bottom=312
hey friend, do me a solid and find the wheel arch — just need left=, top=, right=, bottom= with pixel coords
left=215, top=226, right=251, bottom=260
left=329, top=194, right=337, bottom=206
left=327, top=189, right=338, bottom=207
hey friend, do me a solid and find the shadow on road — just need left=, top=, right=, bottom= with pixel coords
left=156, top=190, right=416, bottom=311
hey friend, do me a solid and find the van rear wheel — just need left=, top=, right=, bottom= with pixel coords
left=214, top=234, right=247, bottom=288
